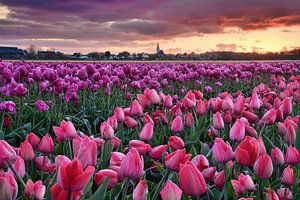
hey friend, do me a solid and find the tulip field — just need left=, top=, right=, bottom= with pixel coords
left=1, top=60, right=300, bottom=200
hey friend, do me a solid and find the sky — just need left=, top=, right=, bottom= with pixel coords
left=0, top=0, right=300, bottom=54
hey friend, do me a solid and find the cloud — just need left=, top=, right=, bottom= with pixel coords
left=215, top=43, right=247, bottom=51
left=0, top=0, right=300, bottom=52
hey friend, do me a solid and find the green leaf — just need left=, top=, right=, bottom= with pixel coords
left=109, top=183, right=122, bottom=200
left=188, top=145, right=198, bottom=157
left=91, top=176, right=110, bottom=200
left=295, top=120, right=300, bottom=150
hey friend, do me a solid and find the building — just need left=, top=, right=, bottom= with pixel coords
left=0, top=47, right=26, bottom=59
left=156, top=42, right=165, bottom=59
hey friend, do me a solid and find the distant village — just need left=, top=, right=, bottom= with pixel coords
left=0, top=43, right=300, bottom=60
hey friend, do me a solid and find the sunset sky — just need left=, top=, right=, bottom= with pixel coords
left=0, top=0, right=300, bottom=54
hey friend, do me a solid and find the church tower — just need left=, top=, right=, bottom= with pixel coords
left=156, top=42, right=160, bottom=54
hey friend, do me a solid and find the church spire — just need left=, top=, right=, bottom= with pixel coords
left=156, top=42, right=160, bottom=53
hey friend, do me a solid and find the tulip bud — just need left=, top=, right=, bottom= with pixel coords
left=114, top=107, right=125, bottom=122
left=214, top=170, right=225, bottom=190
left=179, top=161, right=207, bottom=197
left=184, top=112, right=194, bottom=127
left=264, top=188, right=279, bottom=200
left=285, top=146, right=300, bottom=165
left=19, top=140, right=35, bottom=161
left=138, top=123, right=154, bottom=141
left=26, top=132, right=40, bottom=150
left=254, top=154, right=273, bottom=179
left=191, top=154, right=209, bottom=171
left=170, top=116, right=183, bottom=133
left=73, top=137, right=97, bottom=168
left=94, top=169, right=118, bottom=189
left=234, top=136, right=259, bottom=166
left=133, top=180, right=148, bottom=200
left=160, top=180, right=182, bottom=200
left=0, top=140, right=17, bottom=169
left=277, top=188, right=293, bottom=200
left=164, top=149, right=186, bottom=171
left=169, top=136, right=185, bottom=150
left=100, top=122, right=114, bottom=140
left=37, top=134, right=54, bottom=154
left=119, top=148, right=144, bottom=181
left=271, top=147, right=285, bottom=166
left=213, top=112, right=224, bottom=130
left=280, top=166, right=294, bottom=186
left=149, top=145, right=168, bottom=160
left=230, top=119, right=245, bottom=142
left=24, top=179, right=46, bottom=200
left=0, top=172, right=18, bottom=200
left=129, top=140, right=151, bottom=155
left=213, top=138, right=234, bottom=164
left=109, top=152, right=125, bottom=173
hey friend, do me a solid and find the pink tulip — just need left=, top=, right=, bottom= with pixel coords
left=107, top=116, right=118, bottom=130
left=24, top=179, right=46, bottom=200
left=129, top=140, right=151, bottom=155
left=164, top=149, right=186, bottom=171
left=213, top=112, right=224, bottom=130
left=8, top=155, right=25, bottom=179
left=160, top=180, right=182, bottom=200
left=284, top=125, right=296, bottom=146
left=285, top=146, right=300, bottom=165
left=191, top=154, right=209, bottom=171
left=73, top=136, right=97, bottom=168
left=0, top=172, right=18, bottom=200
left=38, top=134, right=54, bottom=154
left=138, top=123, right=154, bottom=141
left=277, top=188, right=293, bottom=200
left=170, top=116, right=183, bottom=132
left=196, top=99, right=207, bottom=115
left=114, top=107, right=125, bottom=122
left=280, top=166, right=294, bottom=186
left=254, top=154, right=273, bottom=179
left=214, top=170, right=225, bottom=190
left=213, top=138, right=234, bottom=163
left=124, top=116, right=139, bottom=128
left=249, top=90, right=261, bottom=110
left=169, top=136, right=185, bottom=150
left=184, top=112, right=194, bottom=127
left=260, top=109, right=277, bottom=125
left=163, top=95, right=173, bottom=108
left=149, top=145, right=168, bottom=160
left=179, top=161, right=207, bottom=197
left=94, top=169, right=118, bottom=189
left=57, top=158, right=95, bottom=191
left=26, top=132, right=40, bottom=149
left=264, top=188, right=279, bottom=200
left=133, top=180, right=148, bottom=200
left=55, top=155, right=71, bottom=170
left=271, top=147, right=285, bottom=166
left=230, top=119, right=245, bottom=142
left=51, top=183, right=83, bottom=200
left=19, top=140, right=35, bottom=161
left=281, top=97, right=292, bottom=116
left=0, top=140, right=17, bottom=168
left=130, top=100, right=143, bottom=116
left=119, top=148, right=144, bottom=180
left=53, top=120, right=78, bottom=142
left=109, top=152, right=125, bottom=173
left=100, top=122, right=114, bottom=140
left=234, top=136, right=259, bottom=166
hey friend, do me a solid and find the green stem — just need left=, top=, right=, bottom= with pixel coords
left=9, top=165, right=26, bottom=188
left=68, top=140, right=73, bottom=159
left=41, top=155, right=46, bottom=182
left=121, top=178, right=130, bottom=200
left=257, top=179, right=262, bottom=200
left=223, top=163, right=228, bottom=200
